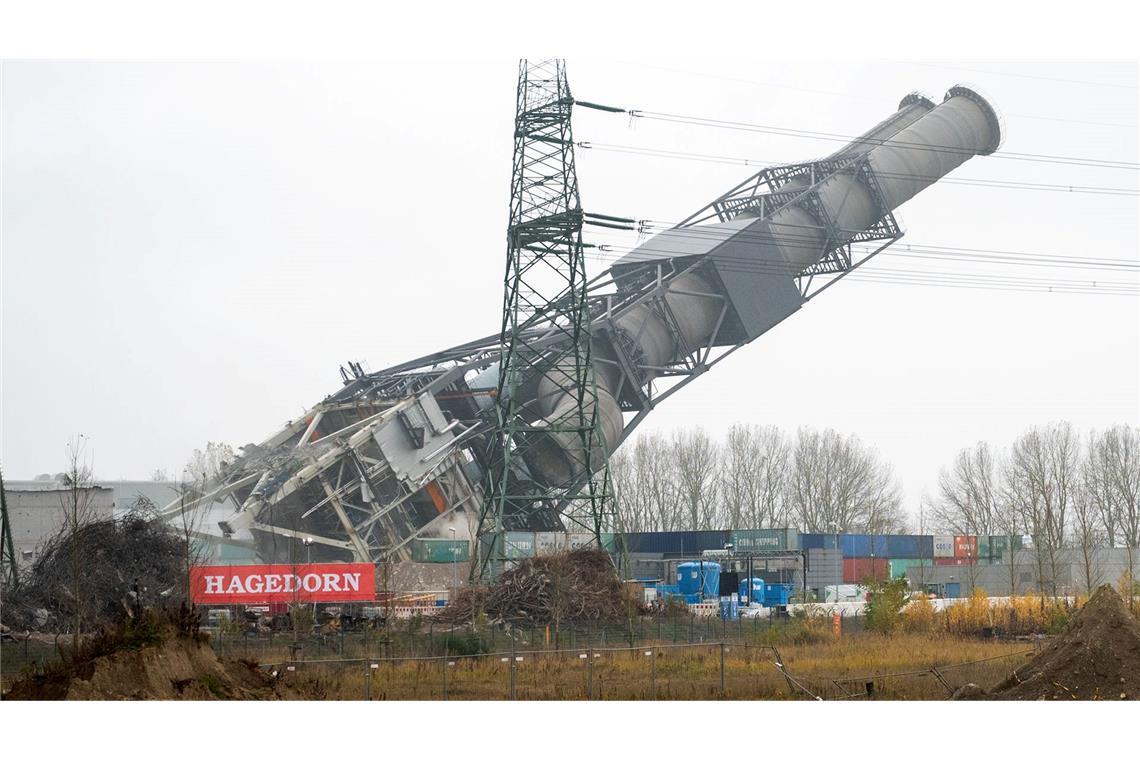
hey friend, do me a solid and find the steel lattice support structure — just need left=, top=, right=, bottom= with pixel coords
left=475, top=59, right=619, bottom=577
left=162, top=81, right=1000, bottom=575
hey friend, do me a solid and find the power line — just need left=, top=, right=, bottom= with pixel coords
left=613, top=61, right=1139, bottom=129
left=904, top=61, right=1139, bottom=90
left=621, top=220, right=1140, bottom=271
left=626, top=110, right=1140, bottom=171
left=579, top=141, right=1140, bottom=197
left=582, top=249, right=1138, bottom=297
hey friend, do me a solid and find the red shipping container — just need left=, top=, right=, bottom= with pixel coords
left=954, top=536, right=978, bottom=559
left=934, top=556, right=976, bottom=567
left=842, top=557, right=889, bottom=583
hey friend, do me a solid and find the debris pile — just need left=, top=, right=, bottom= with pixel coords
left=438, top=548, right=635, bottom=626
left=987, top=585, right=1140, bottom=701
left=1, top=514, right=187, bottom=633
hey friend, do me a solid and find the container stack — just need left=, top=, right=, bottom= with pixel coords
left=840, top=534, right=933, bottom=583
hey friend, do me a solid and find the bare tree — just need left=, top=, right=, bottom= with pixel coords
left=640, top=432, right=682, bottom=531
left=786, top=427, right=905, bottom=533
left=933, top=442, right=1002, bottom=537
left=176, top=442, right=235, bottom=603
left=1004, top=422, right=1080, bottom=597
left=720, top=424, right=788, bottom=529
left=1086, top=425, right=1140, bottom=607
left=672, top=428, right=720, bottom=530
left=59, top=436, right=98, bottom=652
left=1071, top=483, right=1103, bottom=594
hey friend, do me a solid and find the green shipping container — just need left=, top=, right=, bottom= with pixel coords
left=889, top=558, right=931, bottom=579
left=412, top=538, right=470, bottom=563
left=504, top=531, right=536, bottom=559
left=730, top=528, right=798, bottom=552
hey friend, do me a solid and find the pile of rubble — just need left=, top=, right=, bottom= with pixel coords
left=438, top=548, right=636, bottom=626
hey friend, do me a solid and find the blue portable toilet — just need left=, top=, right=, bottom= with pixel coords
left=738, top=577, right=765, bottom=606
left=677, top=561, right=721, bottom=599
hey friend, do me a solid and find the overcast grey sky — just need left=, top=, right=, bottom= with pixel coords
left=2, top=60, right=1137, bottom=517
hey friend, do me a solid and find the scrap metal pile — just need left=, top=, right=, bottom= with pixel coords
left=437, top=548, right=635, bottom=626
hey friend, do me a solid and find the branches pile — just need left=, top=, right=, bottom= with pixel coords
left=1, top=514, right=187, bottom=633
left=438, top=548, right=636, bottom=626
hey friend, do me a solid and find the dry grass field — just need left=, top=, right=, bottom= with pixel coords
left=274, top=632, right=1035, bottom=700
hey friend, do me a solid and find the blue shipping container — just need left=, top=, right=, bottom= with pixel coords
left=764, top=583, right=792, bottom=607
left=841, top=534, right=888, bottom=557
left=800, top=533, right=837, bottom=550
left=886, top=535, right=924, bottom=558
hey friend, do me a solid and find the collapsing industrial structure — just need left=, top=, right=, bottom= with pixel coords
left=161, top=65, right=1001, bottom=570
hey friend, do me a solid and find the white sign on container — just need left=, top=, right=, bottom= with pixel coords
left=933, top=535, right=955, bottom=558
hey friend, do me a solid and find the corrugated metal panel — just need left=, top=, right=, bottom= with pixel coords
left=933, top=535, right=955, bottom=558
left=954, top=535, right=978, bottom=559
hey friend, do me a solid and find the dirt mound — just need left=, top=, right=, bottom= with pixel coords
left=438, top=548, right=635, bottom=626
left=989, top=585, right=1140, bottom=701
left=4, top=637, right=280, bottom=700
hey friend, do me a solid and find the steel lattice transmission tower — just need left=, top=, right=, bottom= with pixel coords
left=474, top=59, right=619, bottom=577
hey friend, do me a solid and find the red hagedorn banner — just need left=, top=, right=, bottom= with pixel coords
left=191, top=563, right=376, bottom=605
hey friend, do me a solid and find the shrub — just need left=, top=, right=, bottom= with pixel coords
left=864, top=578, right=909, bottom=635
left=902, top=594, right=935, bottom=633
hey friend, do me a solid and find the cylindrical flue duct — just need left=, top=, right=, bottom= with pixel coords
left=760, top=86, right=1000, bottom=271
left=523, top=86, right=1000, bottom=486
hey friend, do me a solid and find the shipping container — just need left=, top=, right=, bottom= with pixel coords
left=933, top=556, right=976, bottom=567
left=885, top=535, right=925, bottom=558
left=888, top=558, right=931, bottom=579
left=841, top=534, right=888, bottom=558
left=411, top=538, right=470, bottom=563
left=988, top=535, right=1024, bottom=559
left=504, top=531, right=535, bottom=559
left=730, top=528, right=797, bottom=552
left=620, top=530, right=729, bottom=555
left=535, top=532, right=564, bottom=555
left=842, top=557, right=889, bottom=583
left=954, top=535, right=978, bottom=559
left=568, top=532, right=595, bottom=550
left=932, top=535, right=955, bottom=558
left=799, top=533, right=837, bottom=551
left=977, top=535, right=990, bottom=560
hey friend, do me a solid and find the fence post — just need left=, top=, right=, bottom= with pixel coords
left=443, top=656, right=450, bottom=701
left=510, top=640, right=517, bottom=700
left=720, top=641, right=726, bottom=697
left=650, top=647, right=656, bottom=699
left=587, top=647, right=594, bottom=700
left=364, top=661, right=372, bottom=701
